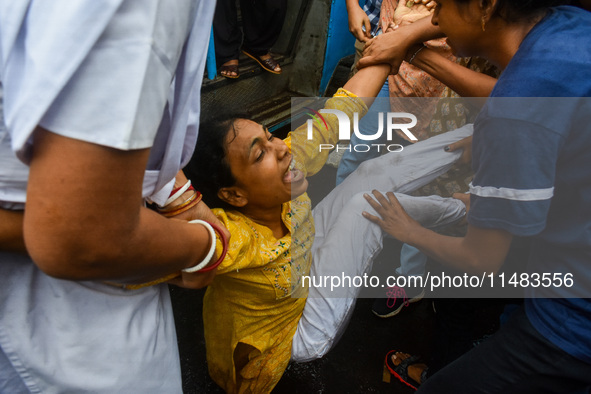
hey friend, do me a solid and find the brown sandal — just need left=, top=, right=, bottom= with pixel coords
left=242, top=50, right=282, bottom=74
left=219, top=63, right=239, bottom=79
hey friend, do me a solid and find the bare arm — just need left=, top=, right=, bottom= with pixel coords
left=358, top=16, right=443, bottom=72
left=346, top=0, right=372, bottom=42
left=342, top=63, right=391, bottom=107
left=24, top=127, right=216, bottom=286
left=363, top=191, right=513, bottom=274
left=0, top=209, right=25, bottom=253
left=409, top=46, right=497, bottom=97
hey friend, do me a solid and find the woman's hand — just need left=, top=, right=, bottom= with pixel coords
left=172, top=200, right=230, bottom=241
left=362, top=190, right=421, bottom=244
left=166, top=268, right=217, bottom=289
left=393, top=0, right=436, bottom=27
left=163, top=201, right=230, bottom=289
left=358, top=29, right=412, bottom=74
left=165, top=205, right=228, bottom=289
left=444, top=135, right=473, bottom=165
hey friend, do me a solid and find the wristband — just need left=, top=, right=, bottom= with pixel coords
left=182, top=220, right=217, bottom=273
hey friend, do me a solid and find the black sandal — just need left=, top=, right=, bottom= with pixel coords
left=242, top=50, right=282, bottom=74
left=219, top=63, right=240, bottom=79
left=385, top=350, right=426, bottom=391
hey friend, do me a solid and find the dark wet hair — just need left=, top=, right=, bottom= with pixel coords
left=454, top=0, right=571, bottom=22
left=184, top=113, right=251, bottom=210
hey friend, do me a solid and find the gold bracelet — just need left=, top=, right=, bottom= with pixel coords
left=160, top=194, right=203, bottom=217
left=158, top=191, right=199, bottom=214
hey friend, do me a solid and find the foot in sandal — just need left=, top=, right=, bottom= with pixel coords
left=219, top=59, right=239, bottom=79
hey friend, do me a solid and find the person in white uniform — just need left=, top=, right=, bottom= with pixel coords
left=0, top=1, right=219, bottom=392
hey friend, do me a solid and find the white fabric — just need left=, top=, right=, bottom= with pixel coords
left=291, top=124, right=474, bottom=361
left=0, top=0, right=213, bottom=205
left=0, top=255, right=181, bottom=394
left=0, top=89, right=27, bottom=206
left=469, top=183, right=554, bottom=202
left=0, top=0, right=215, bottom=392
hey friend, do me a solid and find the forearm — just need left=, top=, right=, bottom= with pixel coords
left=364, top=191, right=513, bottom=275
left=0, top=208, right=26, bottom=253
left=405, top=225, right=512, bottom=275
left=343, top=63, right=391, bottom=106
left=26, top=197, right=212, bottom=283
left=24, top=128, right=213, bottom=283
left=358, top=16, right=443, bottom=71
left=345, top=0, right=361, bottom=12
left=400, top=15, right=444, bottom=43
left=411, top=49, right=497, bottom=97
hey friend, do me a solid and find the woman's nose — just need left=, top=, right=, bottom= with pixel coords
left=431, top=8, right=439, bottom=26
left=276, top=140, right=289, bottom=158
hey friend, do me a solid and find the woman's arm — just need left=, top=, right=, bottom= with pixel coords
left=342, top=63, right=391, bottom=106
left=288, top=63, right=391, bottom=178
left=357, top=16, right=444, bottom=72
left=24, top=127, right=217, bottom=287
left=409, top=46, right=497, bottom=97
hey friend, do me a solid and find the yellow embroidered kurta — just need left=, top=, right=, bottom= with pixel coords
left=203, top=89, right=367, bottom=394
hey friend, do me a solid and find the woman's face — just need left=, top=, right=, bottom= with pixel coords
left=431, top=0, right=483, bottom=57
left=223, top=119, right=308, bottom=209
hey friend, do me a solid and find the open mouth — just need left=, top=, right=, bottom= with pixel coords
left=283, top=158, right=304, bottom=184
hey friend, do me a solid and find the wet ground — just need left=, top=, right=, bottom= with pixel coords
left=170, top=165, right=506, bottom=393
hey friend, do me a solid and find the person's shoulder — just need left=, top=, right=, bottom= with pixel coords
left=529, top=6, right=591, bottom=46
left=493, top=7, right=591, bottom=98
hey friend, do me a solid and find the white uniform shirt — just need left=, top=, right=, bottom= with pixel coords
left=0, top=0, right=215, bottom=392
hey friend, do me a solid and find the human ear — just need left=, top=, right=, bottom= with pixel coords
left=218, top=187, right=248, bottom=208
left=479, top=0, right=497, bottom=20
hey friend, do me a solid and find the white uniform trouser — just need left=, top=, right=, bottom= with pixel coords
left=291, top=124, right=474, bottom=361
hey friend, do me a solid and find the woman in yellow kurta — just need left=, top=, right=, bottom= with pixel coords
left=184, top=63, right=392, bottom=393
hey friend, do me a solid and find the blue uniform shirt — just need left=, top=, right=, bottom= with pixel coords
left=468, top=6, right=591, bottom=363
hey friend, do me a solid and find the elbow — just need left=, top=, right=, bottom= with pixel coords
left=24, top=225, right=119, bottom=281
left=464, top=255, right=503, bottom=276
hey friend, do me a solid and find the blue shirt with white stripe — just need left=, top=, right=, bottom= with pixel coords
left=467, top=6, right=591, bottom=364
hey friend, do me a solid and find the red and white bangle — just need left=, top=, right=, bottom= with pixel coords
left=182, top=220, right=217, bottom=273
left=197, top=221, right=229, bottom=272
left=182, top=220, right=229, bottom=273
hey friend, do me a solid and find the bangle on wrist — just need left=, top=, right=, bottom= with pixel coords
left=163, top=180, right=193, bottom=207
left=197, top=221, right=229, bottom=272
left=158, top=191, right=203, bottom=217
left=182, top=220, right=217, bottom=273
left=408, top=44, right=426, bottom=65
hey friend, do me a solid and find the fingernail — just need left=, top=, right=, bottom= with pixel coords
left=444, top=146, right=450, bottom=152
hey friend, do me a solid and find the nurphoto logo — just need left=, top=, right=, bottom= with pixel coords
left=305, top=109, right=418, bottom=152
